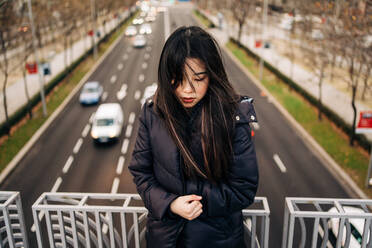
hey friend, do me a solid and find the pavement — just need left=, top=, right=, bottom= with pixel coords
left=0, top=10, right=131, bottom=125
left=199, top=8, right=372, bottom=143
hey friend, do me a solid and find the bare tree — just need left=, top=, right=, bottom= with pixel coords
left=0, top=0, right=19, bottom=134
left=337, top=0, right=371, bottom=145
left=230, top=0, right=253, bottom=42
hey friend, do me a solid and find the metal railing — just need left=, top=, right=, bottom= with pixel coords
left=32, top=193, right=270, bottom=248
left=0, top=191, right=29, bottom=248
left=282, top=198, right=372, bottom=248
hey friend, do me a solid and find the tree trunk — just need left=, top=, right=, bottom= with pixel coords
left=0, top=32, right=10, bottom=135
left=330, top=52, right=336, bottom=83
left=361, top=66, right=370, bottom=101
left=350, top=85, right=357, bottom=146
left=318, top=65, right=324, bottom=121
left=238, top=21, right=243, bottom=43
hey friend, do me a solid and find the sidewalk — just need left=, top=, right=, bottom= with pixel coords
left=201, top=9, right=372, bottom=143
left=0, top=10, right=131, bottom=125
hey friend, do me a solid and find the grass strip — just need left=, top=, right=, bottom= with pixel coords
left=0, top=11, right=138, bottom=173
left=226, top=41, right=371, bottom=198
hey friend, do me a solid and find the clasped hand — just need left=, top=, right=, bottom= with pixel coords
left=170, top=195, right=203, bottom=221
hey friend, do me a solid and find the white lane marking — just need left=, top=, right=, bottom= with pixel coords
left=51, top=177, right=63, bottom=192
left=128, top=112, right=136, bottom=124
left=82, top=124, right=90, bottom=137
left=110, top=75, right=117, bottom=84
left=123, top=54, right=128, bottom=60
left=62, top=156, right=74, bottom=174
left=164, top=7, right=170, bottom=41
left=73, top=138, right=83, bottom=154
left=89, top=112, right=95, bottom=123
left=273, top=154, right=287, bottom=173
left=31, top=211, right=45, bottom=232
left=121, top=138, right=129, bottom=154
left=111, top=177, right=120, bottom=194
left=117, top=63, right=124, bottom=70
left=251, top=122, right=260, bottom=130
left=142, top=62, right=148, bottom=69
left=318, top=226, right=334, bottom=248
left=125, top=124, right=133, bottom=138
left=102, top=92, right=108, bottom=101
left=134, top=90, right=141, bottom=100
left=116, top=84, right=128, bottom=101
left=116, top=156, right=125, bottom=175
left=146, top=46, right=152, bottom=52
left=127, top=47, right=132, bottom=53
left=139, top=74, right=145, bottom=82
left=144, top=53, right=150, bottom=60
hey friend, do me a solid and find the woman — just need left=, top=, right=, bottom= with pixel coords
left=129, top=26, right=259, bottom=248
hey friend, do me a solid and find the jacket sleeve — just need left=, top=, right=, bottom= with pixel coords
left=186, top=113, right=259, bottom=217
left=128, top=103, right=178, bottom=220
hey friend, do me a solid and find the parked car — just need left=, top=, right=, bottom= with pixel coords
left=79, top=81, right=103, bottom=105
left=125, top=25, right=137, bottom=37
left=91, top=103, right=124, bottom=143
left=132, top=35, right=146, bottom=48
left=327, top=206, right=369, bottom=247
left=139, top=24, right=152, bottom=35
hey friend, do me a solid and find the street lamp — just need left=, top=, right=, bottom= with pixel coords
left=27, top=0, right=47, bottom=117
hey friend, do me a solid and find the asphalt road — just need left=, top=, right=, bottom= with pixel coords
left=1, top=3, right=350, bottom=247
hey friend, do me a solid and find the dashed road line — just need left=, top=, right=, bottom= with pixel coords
left=62, top=156, right=74, bottom=174
left=139, top=74, right=145, bottom=82
left=123, top=54, right=128, bottom=60
left=134, top=90, right=141, bottom=100
left=111, top=177, right=120, bottom=194
left=73, top=138, right=83, bottom=154
left=89, top=112, right=95, bottom=123
left=128, top=112, right=136, bottom=124
left=102, top=92, right=108, bottom=101
left=82, top=124, right=90, bottom=137
left=121, top=139, right=129, bottom=154
left=146, top=46, right=152, bottom=52
left=31, top=212, right=45, bottom=232
left=144, top=53, right=150, bottom=60
left=251, top=122, right=260, bottom=130
left=116, top=156, right=125, bottom=175
left=110, top=75, right=117, bottom=84
left=142, top=62, right=148, bottom=69
left=125, top=124, right=133, bottom=138
left=273, top=154, right=287, bottom=173
left=51, top=177, right=63, bottom=192
left=127, top=47, right=132, bottom=53
left=117, top=63, right=124, bottom=70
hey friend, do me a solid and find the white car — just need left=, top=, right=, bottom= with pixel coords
left=132, top=18, right=144, bottom=25
left=327, top=206, right=369, bottom=247
left=132, top=35, right=146, bottom=48
left=139, top=24, right=152, bottom=35
left=125, top=26, right=137, bottom=37
left=141, top=83, right=158, bottom=105
left=91, top=103, right=124, bottom=143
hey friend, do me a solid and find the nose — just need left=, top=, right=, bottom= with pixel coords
left=181, top=80, right=194, bottom=93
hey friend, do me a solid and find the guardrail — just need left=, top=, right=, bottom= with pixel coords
left=32, top=193, right=270, bottom=248
left=282, top=198, right=372, bottom=248
left=0, top=191, right=29, bottom=248
left=4, top=191, right=372, bottom=247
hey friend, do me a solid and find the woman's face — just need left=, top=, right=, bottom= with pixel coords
left=174, top=58, right=209, bottom=108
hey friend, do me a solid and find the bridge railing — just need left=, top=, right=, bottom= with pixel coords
left=282, top=197, right=372, bottom=248
left=0, top=191, right=29, bottom=248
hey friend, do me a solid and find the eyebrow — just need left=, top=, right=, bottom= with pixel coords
left=194, top=71, right=207, bottom=76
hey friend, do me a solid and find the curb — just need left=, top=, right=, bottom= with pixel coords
left=222, top=42, right=368, bottom=200
left=192, top=10, right=368, bottom=199
left=0, top=24, right=128, bottom=185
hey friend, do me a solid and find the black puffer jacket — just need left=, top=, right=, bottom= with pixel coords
left=129, top=97, right=259, bottom=248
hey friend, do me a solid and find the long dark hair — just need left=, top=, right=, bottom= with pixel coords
left=155, top=26, right=239, bottom=182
